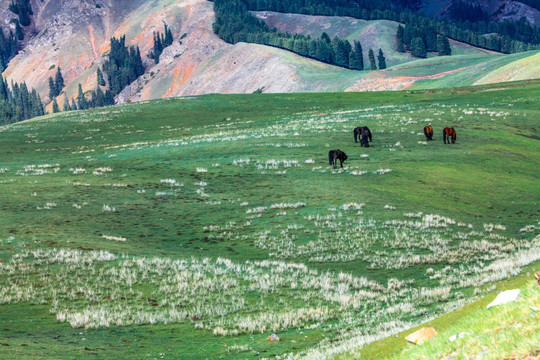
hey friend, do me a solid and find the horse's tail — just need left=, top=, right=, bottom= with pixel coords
left=452, top=128, right=456, bottom=142
left=329, top=151, right=334, bottom=165
left=354, top=129, right=358, bottom=143
left=367, top=127, right=372, bottom=142
left=443, top=128, right=447, bottom=143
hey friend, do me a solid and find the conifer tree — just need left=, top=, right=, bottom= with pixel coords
left=368, top=48, right=377, bottom=70
left=437, top=35, right=451, bottom=56
left=377, top=48, right=387, bottom=69
left=63, top=95, right=71, bottom=111
left=70, top=98, right=77, bottom=111
left=354, top=40, right=364, bottom=70
left=0, top=74, right=7, bottom=101
left=52, top=99, right=59, bottom=113
left=397, top=25, right=405, bottom=52
left=411, top=37, right=427, bottom=58
left=97, top=67, right=105, bottom=86
left=48, top=76, right=56, bottom=101
left=333, top=37, right=349, bottom=67
left=348, top=41, right=364, bottom=70
left=55, top=67, right=65, bottom=95
left=163, top=23, right=173, bottom=47
left=152, top=31, right=163, bottom=63
left=77, top=83, right=87, bottom=110
left=15, top=20, right=24, bottom=40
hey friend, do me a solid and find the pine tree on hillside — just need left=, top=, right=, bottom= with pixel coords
left=63, top=95, right=71, bottom=111
left=316, top=39, right=333, bottom=64
left=52, top=99, right=59, bottom=113
left=0, top=74, right=7, bottom=101
left=97, top=67, right=105, bottom=86
left=332, top=37, right=349, bottom=67
left=77, top=83, right=87, bottom=110
left=397, top=25, right=405, bottom=52
left=352, top=40, right=364, bottom=70
left=55, top=67, right=65, bottom=95
left=163, top=23, right=173, bottom=47
left=48, top=76, right=56, bottom=101
left=368, top=48, right=377, bottom=70
left=321, top=32, right=331, bottom=44
left=411, top=37, right=427, bottom=58
left=15, top=20, right=24, bottom=40
left=70, top=98, right=77, bottom=111
left=437, top=35, right=452, bottom=56
left=377, top=48, right=387, bottom=69
left=152, top=31, right=163, bottom=64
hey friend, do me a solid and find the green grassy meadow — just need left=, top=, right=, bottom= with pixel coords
left=0, top=80, right=539, bottom=359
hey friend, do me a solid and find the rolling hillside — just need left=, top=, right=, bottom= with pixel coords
left=1, top=80, right=539, bottom=359
left=1, top=0, right=539, bottom=112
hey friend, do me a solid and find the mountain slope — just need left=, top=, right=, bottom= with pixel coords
left=1, top=0, right=539, bottom=108
left=1, top=0, right=366, bottom=107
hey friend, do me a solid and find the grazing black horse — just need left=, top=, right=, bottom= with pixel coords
left=328, top=149, right=348, bottom=169
left=354, top=126, right=372, bottom=147
left=424, top=125, right=434, bottom=141
left=443, top=127, right=457, bottom=144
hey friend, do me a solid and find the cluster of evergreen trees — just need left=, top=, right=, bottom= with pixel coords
left=0, top=28, right=19, bottom=71
left=151, top=23, right=174, bottom=64
left=9, top=0, right=32, bottom=27
left=0, top=74, right=45, bottom=125
left=58, top=35, right=143, bottom=113
left=213, top=0, right=387, bottom=70
left=48, top=67, right=65, bottom=100
left=397, top=24, right=451, bottom=58
left=49, top=35, right=143, bottom=116
left=1, top=0, right=32, bottom=71
left=101, top=36, right=144, bottom=95
left=212, top=0, right=539, bottom=55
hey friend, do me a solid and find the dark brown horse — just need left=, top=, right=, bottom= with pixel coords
left=424, top=125, right=433, bottom=141
left=328, top=149, right=348, bottom=169
left=354, top=126, right=372, bottom=147
left=443, top=127, right=457, bottom=144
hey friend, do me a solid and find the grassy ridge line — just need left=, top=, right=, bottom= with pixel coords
left=356, top=260, right=540, bottom=359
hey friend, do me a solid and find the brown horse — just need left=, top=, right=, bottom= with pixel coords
left=328, top=149, right=348, bottom=169
left=354, top=126, right=372, bottom=147
left=443, top=127, right=456, bottom=144
left=424, top=125, right=433, bottom=141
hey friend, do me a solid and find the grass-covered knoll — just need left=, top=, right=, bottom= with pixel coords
left=0, top=81, right=539, bottom=359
